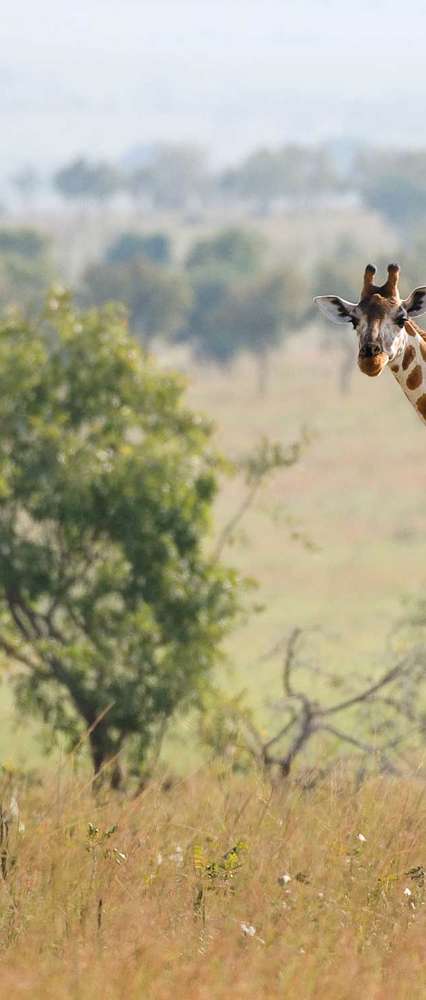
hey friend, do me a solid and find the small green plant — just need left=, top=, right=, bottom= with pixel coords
left=86, top=823, right=127, bottom=865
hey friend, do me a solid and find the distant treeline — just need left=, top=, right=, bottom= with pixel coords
left=5, top=137, right=426, bottom=394
left=2, top=211, right=426, bottom=395
left=10, top=142, right=426, bottom=230
left=0, top=223, right=311, bottom=393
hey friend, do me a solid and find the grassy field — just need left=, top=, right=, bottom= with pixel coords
left=2, top=321, right=426, bottom=766
left=2, top=764, right=426, bottom=998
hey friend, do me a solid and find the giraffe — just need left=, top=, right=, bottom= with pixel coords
left=314, top=264, right=426, bottom=424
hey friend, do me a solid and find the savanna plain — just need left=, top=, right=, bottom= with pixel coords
left=2, top=324, right=426, bottom=997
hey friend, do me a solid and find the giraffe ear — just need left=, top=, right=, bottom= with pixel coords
left=314, top=295, right=357, bottom=325
left=403, top=287, right=426, bottom=317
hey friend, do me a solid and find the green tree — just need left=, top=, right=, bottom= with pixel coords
left=105, top=231, right=171, bottom=266
left=81, top=258, right=191, bottom=347
left=0, top=292, right=240, bottom=784
left=53, top=158, right=120, bottom=205
left=238, top=268, right=308, bottom=393
left=127, top=144, right=208, bottom=211
left=180, top=261, right=308, bottom=392
left=177, top=264, right=238, bottom=366
left=186, top=227, right=264, bottom=275
left=221, top=145, right=339, bottom=210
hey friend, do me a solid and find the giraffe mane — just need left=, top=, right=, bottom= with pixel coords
left=406, top=319, right=426, bottom=343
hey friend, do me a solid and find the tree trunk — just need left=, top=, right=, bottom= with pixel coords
left=89, top=729, right=123, bottom=790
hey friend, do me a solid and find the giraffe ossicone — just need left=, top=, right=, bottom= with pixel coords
left=314, top=264, right=426, bottom=425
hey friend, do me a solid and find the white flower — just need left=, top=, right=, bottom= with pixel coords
left=240, top=922, right=256, bottom=937
left=278, top=873, right=292, bottom=885
left=357, top=834, right=367, bottom=843
left=169, top=845, right=184, bottom=866
left=113, top=850, right=127, bottom=865
left=404, top=887, right=412, bottom=896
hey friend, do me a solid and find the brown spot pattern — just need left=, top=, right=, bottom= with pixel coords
left=402, top=344, right=416, bottom=370
left=420, top=340, right=426, bottom=363
left=406, top=365, right=423, bottom=391
left=416, top=394, right=426, bottom=419
left=391, top=364, right=399, bottom=372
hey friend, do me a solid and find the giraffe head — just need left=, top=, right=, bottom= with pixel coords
left=314, top=264, right=426, bottom=377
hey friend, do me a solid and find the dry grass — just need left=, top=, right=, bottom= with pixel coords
left=1, top=764, right=426, bottom=998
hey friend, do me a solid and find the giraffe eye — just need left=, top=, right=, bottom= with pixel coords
left=396, top=310, right=407, bottom=328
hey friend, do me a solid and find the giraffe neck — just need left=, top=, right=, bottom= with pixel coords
left=390, top=320, right=426, bottom=424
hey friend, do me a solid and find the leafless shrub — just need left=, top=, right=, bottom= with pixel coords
left=200, top=628, right=426, bottom=784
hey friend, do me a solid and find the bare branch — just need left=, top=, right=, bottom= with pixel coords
left=246, top=629, right=426, bottom=783
left=212, top=479, right=260, bottom=563
left=283, top=627, right=303, bottom=697
left=320, top=655, right=416, bottom=718
left=262, top=710, right=297, bottom=756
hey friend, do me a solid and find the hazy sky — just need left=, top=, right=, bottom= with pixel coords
left=3, top=0, right=426, bottom=172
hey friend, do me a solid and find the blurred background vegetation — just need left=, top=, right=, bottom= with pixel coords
left=5, top=140, right=426, bottom=380
left=2, top=137, right=426, bottom=780
left=5, top=5, right=426, bottom=993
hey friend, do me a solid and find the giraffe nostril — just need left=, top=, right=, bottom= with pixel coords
left=360, top=343, right=382, bottom=358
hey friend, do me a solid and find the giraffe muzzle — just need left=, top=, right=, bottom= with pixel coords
left=358, top=351, right=388, bottom=377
